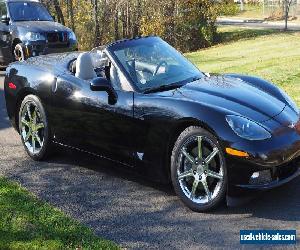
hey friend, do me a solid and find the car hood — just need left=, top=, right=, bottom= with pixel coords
left=158, top=75, right=286, bottom=123
left=15, top=21, right=71, bottom=33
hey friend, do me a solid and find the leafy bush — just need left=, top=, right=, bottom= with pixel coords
left=43, top=0, right=218, bottom=53
left=216, top=1, right=240, bottom=16
left=140, top=0, right=218, bottom=52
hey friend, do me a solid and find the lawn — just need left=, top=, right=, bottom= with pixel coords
left=0, top=177, right=118, bottom=250
left=187, top=27, right=300, bottom=105
left=221, top=3, right=300, bottom=24
left=221, top=3, right=264, bottom=20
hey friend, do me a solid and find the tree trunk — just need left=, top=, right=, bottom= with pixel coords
left=126, top=2, right=130, bottom=37
left=69, top=0, right=75, bottom=32
left=114, top=7, right=120, bottom=40
left=284, top=0, right=292, bottom=31
left=53, top=0, right=65, bottom=25
left=285, top=1, right=288, bottom=31
left=132, top=0, right=141, bottom=37
left=121, top=7, right=127, bottom=38
left=93, top=0, right=101, bottom=47
left=240, top=0, right=244, bottom=11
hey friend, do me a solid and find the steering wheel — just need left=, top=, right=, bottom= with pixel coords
left=153, top=61, right=168, bottom=76
left=126, top=59, right=138, bottom=83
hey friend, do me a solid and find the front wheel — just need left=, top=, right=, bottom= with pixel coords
left=14, top=43, right=26, bottom=61
left=19, top=95, right=53, bottom=160
left=171, top=126, right=227, bottom=212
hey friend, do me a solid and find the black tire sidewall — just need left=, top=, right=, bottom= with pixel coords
left=18, top=95, right=51, bottom=161
left=171, top=126, right=227, bottom=212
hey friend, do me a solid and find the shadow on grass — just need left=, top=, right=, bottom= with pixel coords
left=215, top=28, right=296, bottom=44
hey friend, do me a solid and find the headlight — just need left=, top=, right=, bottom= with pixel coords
left=24, top=32, right=46, bottom=41
left=279, top=88, right=299, bottom=113
left=226, top=115, right=271, bottom=140
left=68, top=31, right=77, bottom=41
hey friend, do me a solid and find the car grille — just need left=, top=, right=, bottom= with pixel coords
left=249, top=170, right=272, bottom=185
left=47, top=32, right=68, bottom=43
left=248, top=163, right=298, bottom=185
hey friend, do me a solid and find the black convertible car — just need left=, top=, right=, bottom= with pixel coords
left=4, top=36, right=300, bottom=211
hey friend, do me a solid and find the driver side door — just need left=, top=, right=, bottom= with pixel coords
left=51, top=64, right=136, bottom=166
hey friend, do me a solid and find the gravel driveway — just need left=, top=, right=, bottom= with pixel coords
left=0, top=72, right=299, bottom=249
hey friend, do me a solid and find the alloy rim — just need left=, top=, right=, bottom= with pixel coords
left=14, top=46, right=24, bottom=61
left=20, top=102, right=45, bottom=154
left=177, top=135, right=224, bottom=204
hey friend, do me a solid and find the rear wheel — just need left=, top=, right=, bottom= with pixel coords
left=171, top=126, right=227, bottom=212
left=19, top=95, right=53, bottom=160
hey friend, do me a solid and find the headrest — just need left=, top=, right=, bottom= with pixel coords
left=90, top=51, right=109, bottom=68
left=75, top=52, right=97, bottom=80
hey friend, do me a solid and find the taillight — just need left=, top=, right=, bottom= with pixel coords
left=8, top=82, right=17, bottom=90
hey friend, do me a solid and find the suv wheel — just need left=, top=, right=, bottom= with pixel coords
left=14, top=43, right=26, bottom=61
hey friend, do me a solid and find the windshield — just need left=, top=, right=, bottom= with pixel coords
left=8, top=2, right=53, bottom=22
left=108, top=37, right=203, bottom=92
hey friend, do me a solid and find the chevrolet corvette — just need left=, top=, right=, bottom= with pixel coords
left=4, top=36, right=300, bottom=211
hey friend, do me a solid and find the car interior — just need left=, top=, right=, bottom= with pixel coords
left=69, top=51, right=123, bottom=90
left=70, top=54, right=164, bottom=93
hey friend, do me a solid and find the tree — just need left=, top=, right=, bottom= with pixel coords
left=67, top=0, right=75, bottom=32
left=93, top=0, right=101, bottom=47
left=240, top=0, right=244, bottom=11
left=284, top=0, right=294, bottom=31
left=53, top=0, right=65, bottom=25
left=43, top=0, right=218, bottom=52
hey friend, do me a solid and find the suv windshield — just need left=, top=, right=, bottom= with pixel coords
left=8, top=2, right=53, bottom=22
left=108, top=37, right=203, bottom=92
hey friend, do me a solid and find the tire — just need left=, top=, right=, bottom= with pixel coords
left=14, top=43, right=26, bottom=62
left=171, top=126, right=227, bottom=212
left=18, top=95, right=53, bottom=160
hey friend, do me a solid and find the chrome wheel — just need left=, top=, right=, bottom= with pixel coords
left=177, top=135, right=224, bottom=204
left=14, top=44, right=25, bottom=61
left=20, top=101, right=45, bottom=155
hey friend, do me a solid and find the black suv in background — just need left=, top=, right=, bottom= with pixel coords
left=0, top=0, right=77, bottom=65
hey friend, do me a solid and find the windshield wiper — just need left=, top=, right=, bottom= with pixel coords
left=143, top=76, right=202, bottom=94
left=143, top=83, right=184, bottom=94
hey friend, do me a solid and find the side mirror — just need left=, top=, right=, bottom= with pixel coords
left=90, top=77, right=118, bottom=105
left=1, top=15, right=10, bottom=25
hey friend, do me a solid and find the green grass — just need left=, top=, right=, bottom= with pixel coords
left=0, top=177, right=119, bottom=250
left=221, top=4, right=263, bottom=19
left=239, top=4, right=263, bottom=19
left=215, top=26, right=281, bottom=44
left=220, top=3, right=300, bottom=23
left=186, top=27, right=300, bottom=105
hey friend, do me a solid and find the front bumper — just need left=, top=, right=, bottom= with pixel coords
left=24, top=40, right=78, bottom=58
left=236, top=163, right=299, bottom=190
left=225, top=123, right=300, bottom=195
left=227, top=156, right=300, bottom=193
